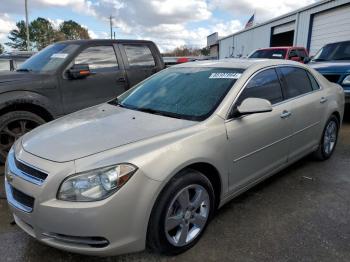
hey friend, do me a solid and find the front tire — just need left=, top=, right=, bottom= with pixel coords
left=313, top=115, right=339, bottom=161
left=147, top=169, right=215, bottom=255
left=0, top=111, right=46, bottom=163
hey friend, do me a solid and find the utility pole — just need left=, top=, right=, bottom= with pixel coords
left=25, top=0, right=30, bottom=50
left=109, top=15, right=113, bottom=39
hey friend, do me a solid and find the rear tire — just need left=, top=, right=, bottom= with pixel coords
left=0, top=111, right=46, bottom=163
left=147, top=169, right=215, bottom=255
left=313, top=115, right=339, bottom=161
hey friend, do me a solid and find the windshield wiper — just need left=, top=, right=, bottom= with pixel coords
left=312, top=58, right=327, bottom=62
left=136, top=107, right=184, bottom=119
left=16, top=68, right=32, bottom=72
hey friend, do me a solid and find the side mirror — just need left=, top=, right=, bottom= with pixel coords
left=68, top=64, right=91, bottom=79
left=303, top=57, right=311, bottom=64
left=237, top=98, right=273, bottom=115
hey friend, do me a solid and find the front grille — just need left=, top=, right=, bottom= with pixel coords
left=11, top=186, right=35, bottom=209
left=15, top=158, right=48, bottom=181
left=323, top=74, right=341, bottom=83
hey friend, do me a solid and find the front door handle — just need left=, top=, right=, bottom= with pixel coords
left=117, top=77, right=126, bottom=83
left=320, top=97, right=328, bottom=104
left=280, top=110, right=292, bottom=119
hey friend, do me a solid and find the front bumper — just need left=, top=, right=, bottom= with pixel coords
left=5, top=146, right=162, bottom=256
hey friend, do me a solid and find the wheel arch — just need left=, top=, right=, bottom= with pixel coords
left=0, top=103, right=54, bottom=122
left=0, top=91, right=59, bottom=121
left=331, top=111, right=341, bottom=125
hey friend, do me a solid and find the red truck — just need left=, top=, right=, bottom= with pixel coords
left=248, top=46, right=309, bottom=63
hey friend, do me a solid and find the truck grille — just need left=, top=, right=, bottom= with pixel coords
left=323, top=74, right=341, bottom=83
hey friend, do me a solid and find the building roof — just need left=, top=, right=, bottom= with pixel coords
left=219, top=0, right=332, bottom=41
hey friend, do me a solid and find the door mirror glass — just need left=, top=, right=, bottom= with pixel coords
left=68, top=64, right=91, bottom=79
left=237, top=98, right=272, bottom=115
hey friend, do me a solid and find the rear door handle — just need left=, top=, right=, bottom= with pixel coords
left=280, top=110, right=292, bottom=119
left=320, top=97, right=328, bottom=104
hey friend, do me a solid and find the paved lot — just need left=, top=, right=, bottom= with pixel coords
left=1, top=113, right=350, bottom=262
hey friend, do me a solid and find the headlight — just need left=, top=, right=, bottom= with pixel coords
left=58, top=164, right=137, bottom=202
left=342, top=75, right=350, bottom=85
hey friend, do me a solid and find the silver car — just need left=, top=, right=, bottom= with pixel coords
left=4, top=59, right=345, bottom=256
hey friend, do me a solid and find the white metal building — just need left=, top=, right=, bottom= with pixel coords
left=211, top=0, right=350, bottom=59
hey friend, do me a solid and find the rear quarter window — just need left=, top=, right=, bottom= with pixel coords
left=307, top=72, right=320, bottom=90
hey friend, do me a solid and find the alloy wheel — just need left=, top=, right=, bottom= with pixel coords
left=165, top=184, right=210, bottom=247
left=323, top=120, right=337, bottom=155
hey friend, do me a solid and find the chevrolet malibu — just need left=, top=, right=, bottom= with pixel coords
left=5, top=59, right=345, bottom=256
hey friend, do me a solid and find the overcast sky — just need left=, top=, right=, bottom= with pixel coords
left=0, top=0, right=318, bottom=52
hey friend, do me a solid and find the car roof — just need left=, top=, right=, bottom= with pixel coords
left=56, top=39, right=155, bottom=45
left=257, top=46, right=306, bottom=50
left=173, top=58, right=305, bottom=70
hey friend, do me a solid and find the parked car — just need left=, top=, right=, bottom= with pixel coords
left=0, top=39, right=164, bottom=162
left=308, top=40, right=350, bottom=104
left=249, top=47, right=309, bottom=63
left=0, top=51, right=35, bottom=71
left=5, top=59, right=344, bottom=256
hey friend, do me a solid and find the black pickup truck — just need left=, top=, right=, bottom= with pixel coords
left=0, top=39, right=164, bottom=162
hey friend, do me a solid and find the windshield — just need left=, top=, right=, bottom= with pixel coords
left=18, top=43, right=79, bottom=73
left=249, top=49, right=286, bottom=59
left=0, top=59, right=10, bottom=71
left=116, top=67, right=244, bottom=121
left=312, top=41, right=350, bottom=61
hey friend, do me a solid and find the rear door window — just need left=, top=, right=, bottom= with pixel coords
left=279, top=67, right=313, bottom=98
left=236, top=68, right=284, bottom=106
left=124, top=45, right=155, bottom=67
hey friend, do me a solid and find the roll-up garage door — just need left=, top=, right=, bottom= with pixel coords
left=309, top=4, right=350, bottom=55
left=272, top=21, right=295, bottom=35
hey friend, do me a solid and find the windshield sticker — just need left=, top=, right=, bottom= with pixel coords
left=272, top=53, right=283, bottom=58
left=51, top=53, right=68, bottom=59
left=209, top=73, right=242, bottom=79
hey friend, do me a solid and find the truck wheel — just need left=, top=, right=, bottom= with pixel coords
left=147, top=169, right=215, bottom=255
left=0, top=111, right=46, bottom=163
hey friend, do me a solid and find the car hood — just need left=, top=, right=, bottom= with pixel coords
left=0, top=71, right=46, bottom=85
left=22, top=103, right=197, bottom=162
left=309, top=61, right=350, bottom=73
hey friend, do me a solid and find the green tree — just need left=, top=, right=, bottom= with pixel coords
left=200, top=47, right=210, bottom=56
left=6, top=20, right=32, bottom=50
left=30, top=17, right=56, bottom=50
left=59, top=20, right=90, bottom=40
left=6, top=18, right=90, bottom=51
left=0, top=43, right=4, bottom=54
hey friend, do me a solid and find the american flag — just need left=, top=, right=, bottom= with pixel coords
left=245, top=14, right=255, bottom=29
